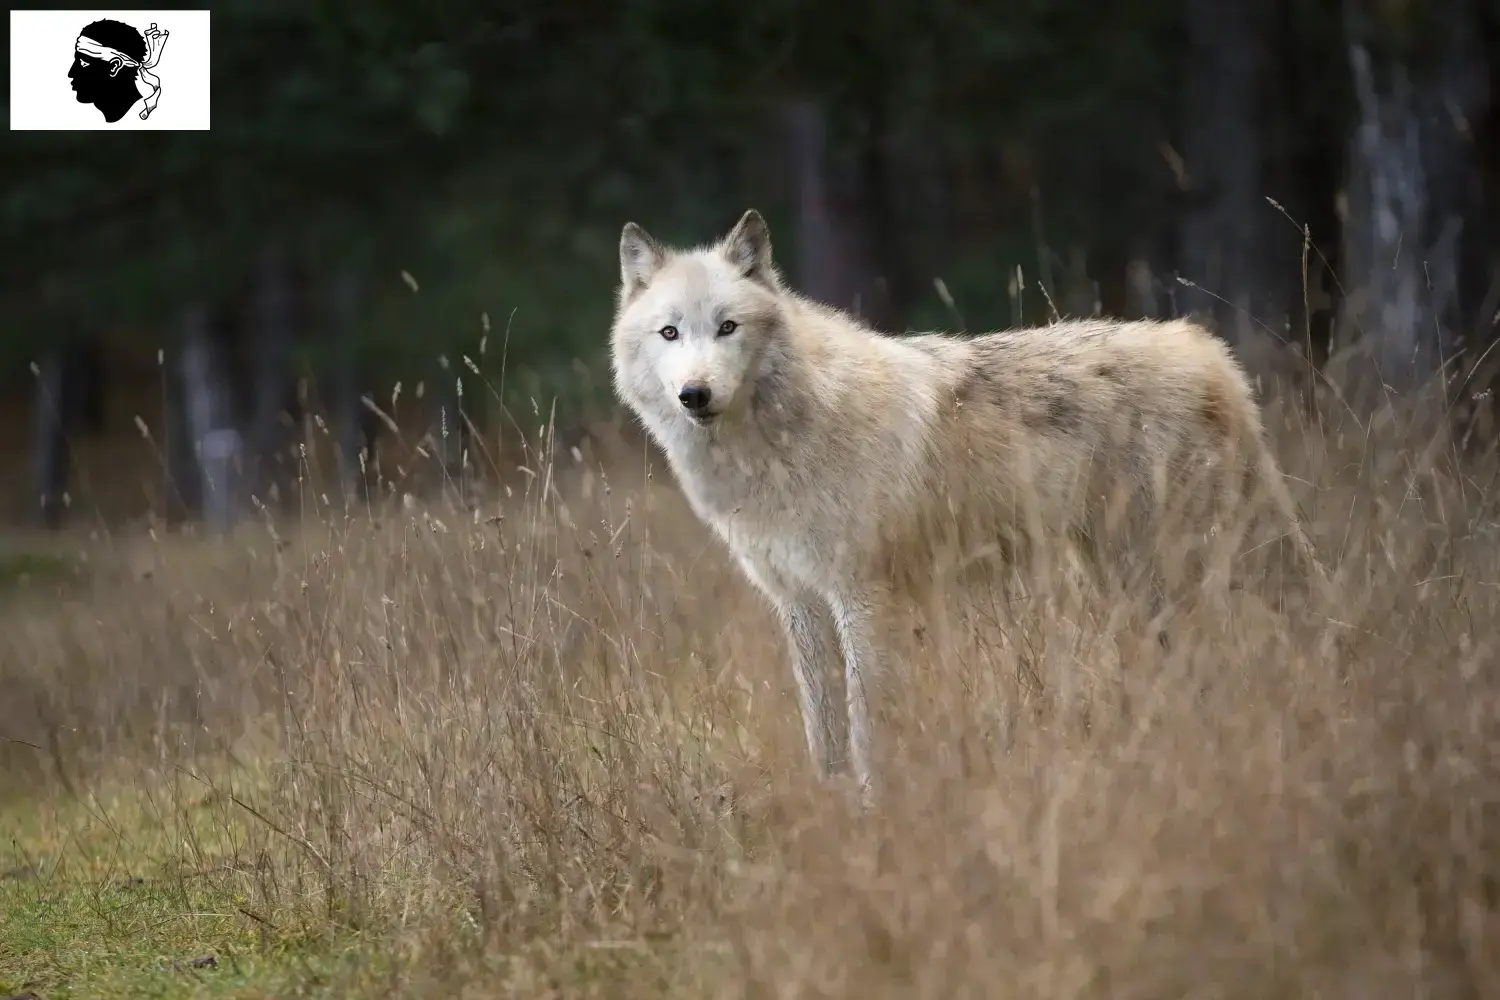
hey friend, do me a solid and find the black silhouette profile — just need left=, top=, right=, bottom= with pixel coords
left=69, top=19, right=169, bottom=123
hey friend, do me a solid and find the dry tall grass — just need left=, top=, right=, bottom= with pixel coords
left=4, top=368, right=1500, bottom=998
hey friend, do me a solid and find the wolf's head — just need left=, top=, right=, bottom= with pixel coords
left=610, top=209, right=786, bottom=430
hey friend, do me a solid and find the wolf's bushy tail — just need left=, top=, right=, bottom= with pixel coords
left=1256, top=440, right=1339, bottom=607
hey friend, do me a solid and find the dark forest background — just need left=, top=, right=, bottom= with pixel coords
left=4, top=0, right=1498, bottom=530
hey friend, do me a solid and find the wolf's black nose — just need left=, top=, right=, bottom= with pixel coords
left=678, top=384, right=713, bottom=412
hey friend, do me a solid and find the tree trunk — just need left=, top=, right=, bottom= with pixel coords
left=784, top=97, right=846, bottom=311
left=1342, top=45, right=1433, bottom=392
left=249, top=249, right=298, bottom=506
left=179, top=305, right=242, bottom=534
left=1124, top=249, right=1162, bottom=321
left=1423, top=0, right=1491, bottom=348
left=1336, top=0, right=1487, bottom=411
left=856, top=89, right=915, bottom=333
left=31, top=349, right=71, bottom=529
left=29, top=335, right=104, bottom=529
left=327, top=267, right=380, bottom=508
left=1266, top=0, right=1347, bottom=372
left=161, top=351, right=199, bottom=525
left=74, top=336, right=105, bottom=434
left=432, top=351, right=470, bottom=501
left=782, top=96, right=895, bottom=330
left=1176, top=0, right=1268, bottom=346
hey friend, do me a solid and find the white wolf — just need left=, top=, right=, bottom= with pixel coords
left=609, top=208, right=1330, bottom=799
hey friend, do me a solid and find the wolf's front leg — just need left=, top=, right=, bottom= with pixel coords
left=735, top=553, right=845, bottom=782
left=827, top=585, right=891, bottom=802
left=775, top=597, right=846, bottom=782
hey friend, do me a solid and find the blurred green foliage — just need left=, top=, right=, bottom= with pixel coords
left=2, top=0, right=1448, bottom=404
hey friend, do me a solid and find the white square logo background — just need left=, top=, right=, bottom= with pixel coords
left=9, top=9, right=211, bottom=130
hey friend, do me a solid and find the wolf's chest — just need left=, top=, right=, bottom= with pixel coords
left=663, top=441, right=858, bottom=589
left=669, top=444, right=797, bottom=525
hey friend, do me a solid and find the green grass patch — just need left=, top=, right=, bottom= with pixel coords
left=0, top=549, right=79, bottom=593
left=0, top=765, right=383, bottom=999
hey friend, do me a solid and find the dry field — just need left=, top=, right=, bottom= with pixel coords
left=3, top=371, right=1500, bottom=998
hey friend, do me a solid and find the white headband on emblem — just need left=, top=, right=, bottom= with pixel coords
left=75, top=22, right=170, bottom=119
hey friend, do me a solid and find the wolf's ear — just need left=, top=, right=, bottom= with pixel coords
left=620, top=222, right=666, bottom=295
left=720, top=209, right=775, bottom=285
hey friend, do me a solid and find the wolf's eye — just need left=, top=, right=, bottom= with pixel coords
left=717, top=320, right=738, bottom=337
left=659, top=325, right=679, bottom=341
